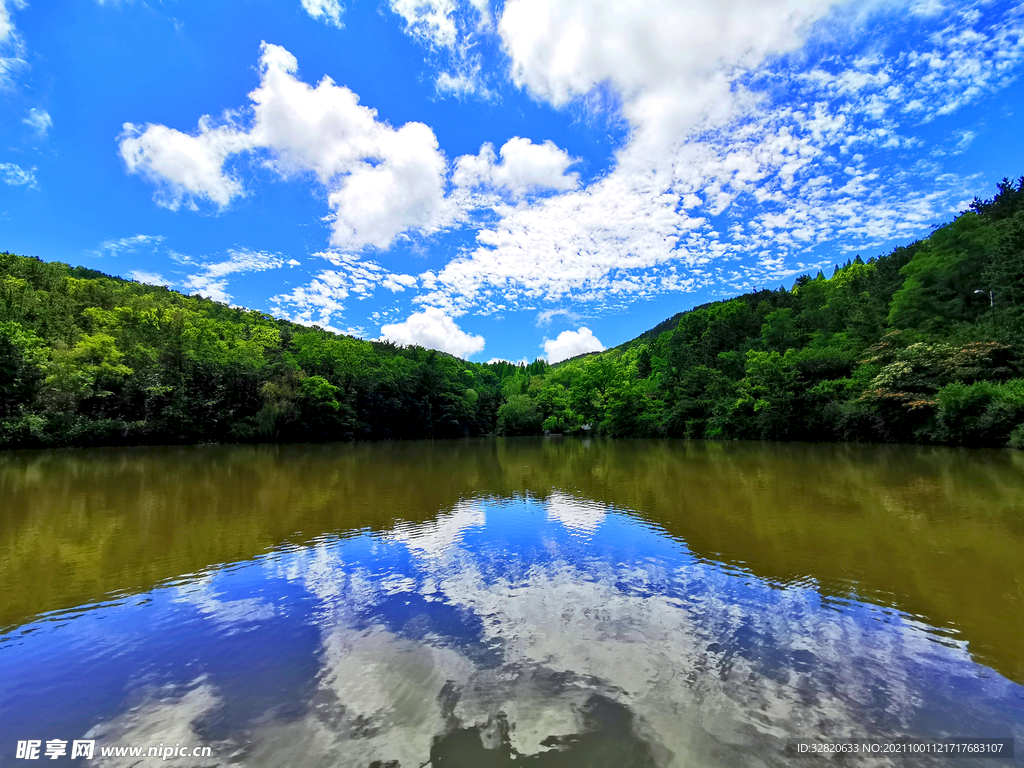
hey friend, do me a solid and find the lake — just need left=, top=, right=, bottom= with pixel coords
left=1, top=438, right=1022, bottom=767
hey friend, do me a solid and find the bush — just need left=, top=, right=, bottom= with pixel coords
left=496, top=394, right=543, bottom=436
left=932, top=378, right=1024, bottom=446
left=1009, top=423, right=1024, bottom=449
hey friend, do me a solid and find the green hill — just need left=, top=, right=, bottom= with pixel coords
left=0, top=254, right=537, bottom=447
left=536, top=176, right=1024, bottom=446
left=2, top=176, right=1023, bottom=449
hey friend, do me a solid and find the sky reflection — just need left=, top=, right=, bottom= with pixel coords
left=2, top=491, right=1020, bottom=767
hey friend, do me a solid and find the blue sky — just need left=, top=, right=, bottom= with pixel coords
left=1, top=0, right=1022, bottom=362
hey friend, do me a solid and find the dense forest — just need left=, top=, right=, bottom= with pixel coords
left=2, top=176, right=1023, bottom=449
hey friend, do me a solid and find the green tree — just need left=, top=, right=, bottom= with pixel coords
left=496, top=394, right=543, bottom=435
left=888, top=213, right=997, bottom=332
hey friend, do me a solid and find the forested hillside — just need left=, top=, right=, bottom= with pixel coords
left=512, top=177, right=1024, bottom=447
left=2, top=177, right=1023, bottom=449
left=0, top=258, right=549, bottom=447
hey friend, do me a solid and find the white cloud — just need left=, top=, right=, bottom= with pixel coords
left=454, top=137, right=578, bottom=197
left=0, top=0, right=27, bottom=89
left=120, top=43, right=450, bottom=250
left=467, top=0, right=490, bottom=27
left=271, top=251, right=420, bottom=331
left=411, top=0, right=860, bottom=312
left=322, top=121, right=448, bottom=250
left=954, top=129, right=976, bottom=153
left=115, top=4, right=1024, bottom=324
left=416, top=169, right=704, bottom=313
left=301, top=0, right=344, bottom=28
left=272, top=271, right=351, bottom=330
left=498, top=0, right=836, bottom=135
left=386, top=0, right=494, bottom=98
left=127, top=270, right=170, bottom=286
left=389, top=0, right=458, bottom=49
left=22, top=107, right=51, bottom=138
left=0, top=55, right=21, bottom=88
left=119, top=117, right=250, bottom=210
left=381, top=273, right=418, bottom=292
left=380, top=307, right=485, bottom=358
left=0, top=1, right=14, bottom=44
left=95, top=233, right=166, bottom=256
left=542, top=326, right=604, bottom=363
left=535, top=307, right=580, bottom=326
left=184, top=248, right=287, bottom=304
left=435, top=69, right=476, bottom=96
left=410, top=2, right=1024, bottom=313
left=0, top=161, right=35, bottom=187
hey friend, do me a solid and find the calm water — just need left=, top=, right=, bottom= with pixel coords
left=1, top=438, right=1022, bottom=767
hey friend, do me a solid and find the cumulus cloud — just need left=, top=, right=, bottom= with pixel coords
left=380, top=307, right=485, bottom=358
left=411, top=0, right=861, bottom=312
left=115, top=3, right=1024, bottom=327
left=119, top=117, right=250, bottom=210
left=22, top=107, right=50, bottom=138
left=498, top=0, right=836, bottom=136
left=412, top=1, right=1024, bottom=313
left=382, top=273, right=418, bottom=292
left=0, top=161, right=35, bottom=187
left=454, top=137, right=578, bottom=197
left=542, top=326, right=604, bottom=363
left=119, top=43, right=450, bottom=250
left=301, top=0, right=344, bottom=28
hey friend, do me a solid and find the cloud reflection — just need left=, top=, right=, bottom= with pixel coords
left=86, top=496, right=1024, bottom=768
left=385, top=500, right=487, bottom=559
left=545, top=492, right=606, bottom=536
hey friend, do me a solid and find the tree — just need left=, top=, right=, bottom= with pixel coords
left=496, top=394, right=543, bottom=435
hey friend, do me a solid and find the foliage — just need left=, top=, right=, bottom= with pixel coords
left=496, top=394, right=543, bottom=435
left=0, top=252, right=532, bottom=447
left=2, top=177, right=1024, bottom=449
left=514, top=176, right=1024, bottom=448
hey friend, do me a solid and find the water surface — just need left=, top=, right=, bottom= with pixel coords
left=1, top=439, right=1022, bottom=766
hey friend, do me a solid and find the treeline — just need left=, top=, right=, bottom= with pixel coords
left=0, top=257, right=548, bottom=447
left=495, top=176, right=1024, bottom=448
left=2, top=176, right=1023, bottom=449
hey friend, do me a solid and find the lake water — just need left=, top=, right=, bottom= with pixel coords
left=1, top=438, right=1022, bottom=767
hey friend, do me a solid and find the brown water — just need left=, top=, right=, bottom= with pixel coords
left=0, top=439, right=1022, bottom=767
